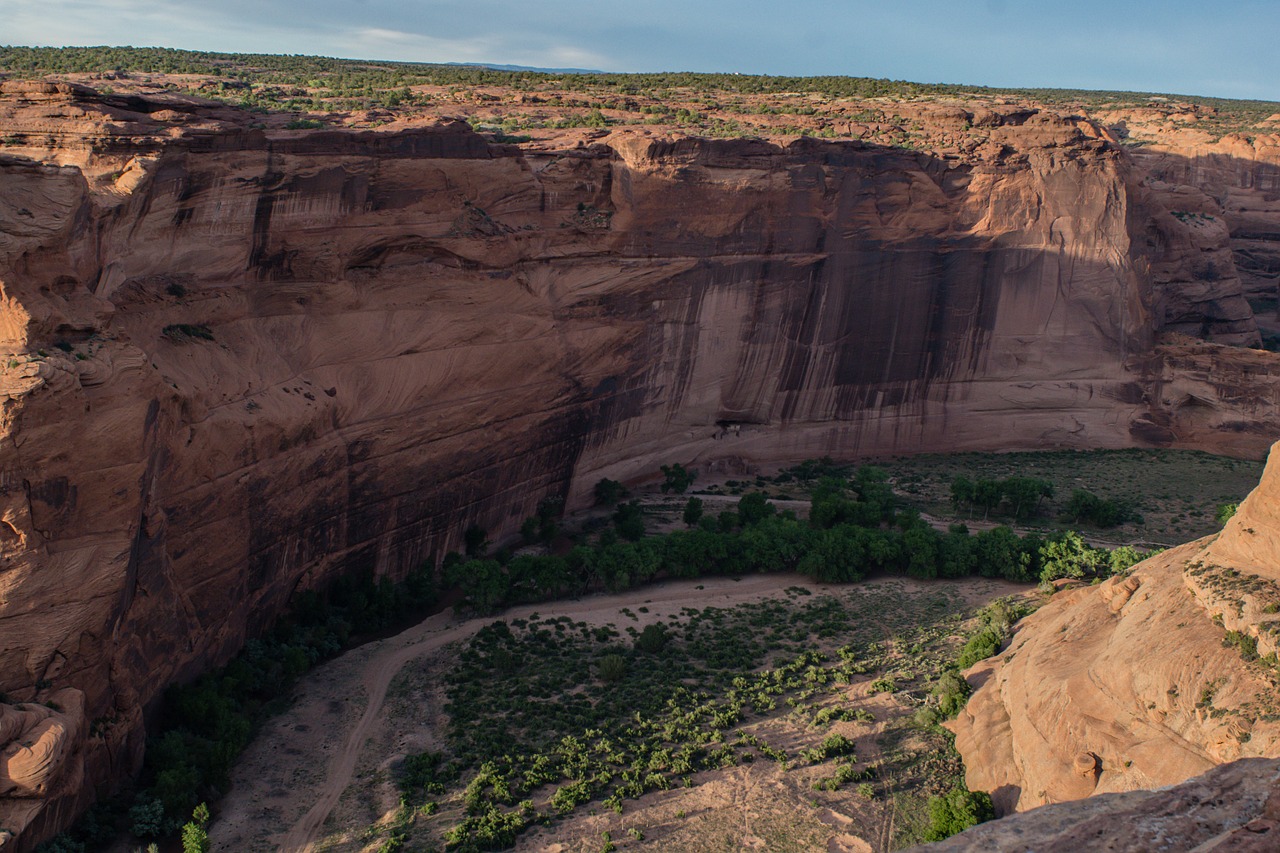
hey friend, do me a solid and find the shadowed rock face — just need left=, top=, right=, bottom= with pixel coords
left=0, top=84, right=1279, bottom=845
left=909, top=757, right=1280, bottom=853
left=1134, top=139, right=1280, bottom=306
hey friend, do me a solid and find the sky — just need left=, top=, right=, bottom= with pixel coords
left=5, top=0, right=1279, bottom=101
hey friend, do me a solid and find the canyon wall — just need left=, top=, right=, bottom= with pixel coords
left=1133, top=136, right=1280, bottom=307
left=1, top=82, right=1280, bottom=845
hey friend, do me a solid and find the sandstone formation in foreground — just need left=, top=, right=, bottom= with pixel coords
left=912, top=757, right=1280, bottom=852
left=955, top=439, right=1280, bottom=813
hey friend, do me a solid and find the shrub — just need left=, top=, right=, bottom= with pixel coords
left=660, top=463, right=696, bottom=494
left=594, top=478, right=627, bottom=506
left=1224, top=630, right=1259, bottom=662
left=933, top=671, right=971, bottom=718
left=598, top=654, right=627, bottom=682
left=635, top=623, right=670, bottom=654
left=922, top=785, right=994, bottom=841
left=161, top=324, right=214, bottom=342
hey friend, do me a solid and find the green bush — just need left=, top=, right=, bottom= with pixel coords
left=660, top=463, right=696, bottom=494
left=594, top=478, right=627, bottom=506
left=161, top=324, right=214, bottom=342
left=635, top=623, right=670, bottom=654
left=933, top=671, right=971, bottom=718
left=598, top=654, right=627, bottom=682
left=922, top=785, right=994, bottom=841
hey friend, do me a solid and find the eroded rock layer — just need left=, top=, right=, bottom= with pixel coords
left=955, top=439, right=1280, bottom=815
left=1, top=83, right=1280, bottom=845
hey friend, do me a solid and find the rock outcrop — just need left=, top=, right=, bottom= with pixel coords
left=1, top=82, right=1280, bottom=846
left=955, top=439, right=1280, bottom=815
left=1132, top=135, right=1280, bottom=309
left=911, top=757, right=1280, bottom=852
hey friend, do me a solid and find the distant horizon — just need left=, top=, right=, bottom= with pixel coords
left=6, top=0, right=1278, bottom=102
left=5, top=43, right=1279, bottom=107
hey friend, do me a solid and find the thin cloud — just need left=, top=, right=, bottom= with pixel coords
left=2, top=0, right=1276, bottom=100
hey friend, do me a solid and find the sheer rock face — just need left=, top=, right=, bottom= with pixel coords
left=954, top=440, right=1280, bottom=817
left=0, top=85, right=1278, bottom=845
left=1131, top=135, right=1280, bottom=310
left=910, top=757, right=1280, bottom=853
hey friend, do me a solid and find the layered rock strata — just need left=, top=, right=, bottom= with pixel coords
left=1, top=82, right=1279, bottom=845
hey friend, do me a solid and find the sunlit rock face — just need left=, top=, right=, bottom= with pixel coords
left=953, top=439, right=1280, bottom=816
left=0, top=82, right=1278, bottom=847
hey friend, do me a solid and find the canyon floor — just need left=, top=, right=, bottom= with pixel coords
left=202, top=451, right=1256, bottom=853
left=210, top=573, right=1027, bottom=853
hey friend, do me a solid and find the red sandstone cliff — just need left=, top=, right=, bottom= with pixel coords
left=1, top=82, right=1279, bottom=845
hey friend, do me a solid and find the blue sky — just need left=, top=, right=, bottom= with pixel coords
left=6, top=0, right=1278, bottom=101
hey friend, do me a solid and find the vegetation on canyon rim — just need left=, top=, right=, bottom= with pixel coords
left=2, top=46, right=1277, bottom=142
left=30, top=447, right=1221, bottom=852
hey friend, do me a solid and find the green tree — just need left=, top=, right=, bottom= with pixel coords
left=446, top=558, right=508, bottom=612
left=1065, top=489, right=1136, bottom=527
left=1039, top=531, right=1107, bottom=583
left=613, top=501, right=646, bottom=541
left=1217, top=502, right=1239, bottom=526
left=181, top=803, right=210, bottom=853
left=973, top=525, right=1033, bottom=582
left=1002, top=476, right=1053, bottom=520
left=950, top=475, right=975, bottom=511
left=594, top=478, right=627, bottom=506
left=797, top=526, right=868, bottom=583
left=682, top=496, right=704, bottom=527
left=938, top=525, right=976, bottom=579
left=464, top=524, right=489, bottom=557
left=902, top=524, right=940, bottom=579
left=973, top=478, right=1003, bottom=518
left=1109, top=544, right=1151, bottom=574
left=129, top=797, right=167, bottom=839
left=736, top=492, right=775, bottom=526
left=659, top=463, right=696, bottom=494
